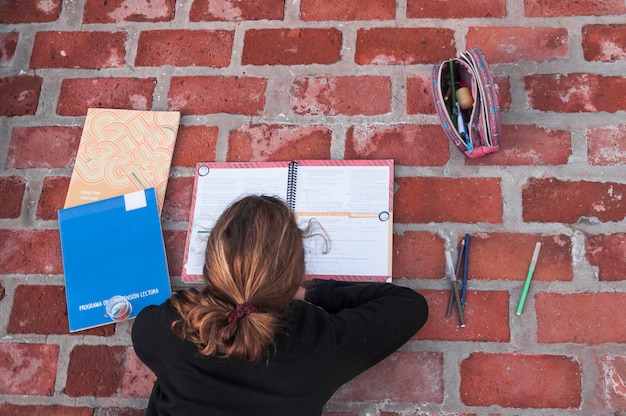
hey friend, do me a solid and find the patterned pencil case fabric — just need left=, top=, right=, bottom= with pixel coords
left=432, top=47, right=502, bottom=158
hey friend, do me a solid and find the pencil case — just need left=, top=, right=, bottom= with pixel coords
left=432, top=47, right=502, bottom=158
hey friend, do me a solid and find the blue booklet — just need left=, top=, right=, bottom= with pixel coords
left=58, top=188, right=171, bottom=332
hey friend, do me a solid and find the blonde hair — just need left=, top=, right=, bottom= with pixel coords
left=171, top=195, right=305, bottom=362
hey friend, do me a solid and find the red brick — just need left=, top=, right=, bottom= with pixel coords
left=495, top=75, right=511, bottom=111
left=586, top=234, right=626, bottom=281
left=66, top=345, right=127, bottom=397
left=461, top=353, right=581, bottom=408
left=242, top=29, right=342, bottom=65
left=601, top=355, right=626, bottom=411
left=100, top=408, right=146, bottom=416
left=331, top=351, right=444, bottom=404
left=0, top=229, right=63, bottom=275
left=227, top=124, right=332, bottom=161
left=190, top=0, right=285, bottom=21
left=291, top=76, right=391, bottom=116
left=0, top=405, right=92, bottom=416
left=392, top=231, right=445, bottom=279
left=7, top=126, right=81, bottom=168
left=37, top=176, right=70, bottom=220
left=406, top=75, right=435, bottom=114
left=8, top=285, right=115, bottom=336
left=0, top=31, right=18, bottom=67
left=162, top=176, right=193, bottom=222
left=345, top=124, right=449, bottom=166
left=587, top=124, right=626, bottom=165
left=136, top=30, right=233, bottom=67
left=0, top=176, right=26, bottom=219
left=0, top=344, right=59, bottom=395
left=526, top=73, right=626, bottom=113
left=416, top=290, right=510, bottom=342
left=407, top=0, right=506, bottom=18
left=468, top=124, right=571, bottom=166
left=171, top=125, right=218, bottom=168
left=537, top=293, right=626, bottom=344
left=83, top=0, right=176, bottom=23
left=57, top=78, right=155, bottom=116
left=355, top=28, right=455, bottom=65
left=466, top=27, right=568, bottom=63
left=524, top=0, right=625, bottom=17
left=465, top=233, right=572, bottom=281
left=120, top=346, right=156, bottom=397
left=168, top=76, right=266, bottom=115
left=523, top=178, right=626, bottom=223
left=0, top=76, right=42, bottom=116
left=0, top=0, right=62, bottom=23
left=583, top=24, right=626, bottom=62
left=164, top=229, right=186, bottom=277
left=300, top=0, right=395, bottom=20
left=394, top=177, right=502, bottom=224
left=30, top=31, right=126, bottom=69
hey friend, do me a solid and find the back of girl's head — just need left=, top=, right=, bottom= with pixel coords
left=171, top=195, right=305, bottom=362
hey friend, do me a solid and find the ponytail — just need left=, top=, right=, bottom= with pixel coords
left=171, top=195, right=305, bottom=362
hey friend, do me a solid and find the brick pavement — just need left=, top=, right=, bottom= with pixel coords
left=1, top=0, right=626, bottom=415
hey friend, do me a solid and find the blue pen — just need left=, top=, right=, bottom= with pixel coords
left=456, top=102, right=472, bottom=153
left=461, top=233, right=470, bottom=309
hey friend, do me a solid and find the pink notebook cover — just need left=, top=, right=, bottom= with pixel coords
left=180, top=159, right=394, bottom=283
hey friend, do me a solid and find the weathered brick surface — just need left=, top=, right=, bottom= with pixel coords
left=524, top=0, right=626, bottom=17
left=83, top=0, right=176, bottom=23
left=331, top=351, right=444, bottom=404
left=7, top=126, right=81, bottom=168
left=585, top=233, right=626, bottom=281
left=37, top=176, right=70, bottom=220
left=526, top=73, right=626, bottom=113
left=416, top=290, right=510, bottom=342
left=407, top=0, right=506, bottom=18
left=345, top=124, right=449, bottom=166
left=354, top=28, right=455, bottom=65
left=291, top=76, right=391, bottom=115
left=466, top=27, right=568, bottom=63
left=30, top=31, right=127, bottom=69
left=468, top=124, right=571, bottom=166
left=587, top=124, right=626, bottom=165
left=0, top=31, right=18, bottom=67
left=0, top=0, right=62, bottom=23
left=462, top=233, right=572, bottom=281
left=537, top=293, right=626, bottom=344
left=301, top=0, right=395, bottom=21
left=460, top=353, right=581, bottom=408
left=0, top=344, right=59, bottom=395
left=8, top=285, right=115, bottom=336
left=2, top=1, right=625, bottom=414
left=171, top=125, right=219, bottom=167
left=523, top=178, right=626, bottom=223
left=190, top=0, right=285, bottom=22
left=242, top=29, right=342, bottom=65
left=136, top=30, right=234, bottom=67
left=582, top=24, right=626, bottom=62
left=394, top=177, right=503, bottom=224
left=393, top=231, right=445, bottom=279
left=227, top=124, right=332, bottom=161
left=0, top=230, right=62, bottom=275
left=57, top=78, right=155, bottom=116
left=0, top=76, right=42, bottom=116
left=168, top=76, right=266, bottom=115
left=0, top=175, right=26, bottom=219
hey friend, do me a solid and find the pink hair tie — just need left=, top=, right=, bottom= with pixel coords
left=227, top=302, right=258, bottom=324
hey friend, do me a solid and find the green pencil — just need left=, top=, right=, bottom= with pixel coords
left=516, top=242, right=542, bottom=316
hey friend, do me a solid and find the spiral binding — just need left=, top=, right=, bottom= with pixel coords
left=286, top=161, right=298, bottom=211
